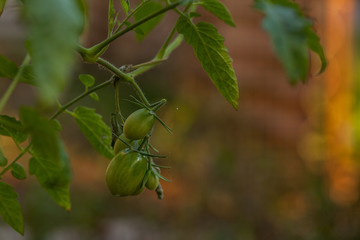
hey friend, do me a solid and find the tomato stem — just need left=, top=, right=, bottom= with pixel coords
left=86, top=1, right=184, bottom=57
left=50, top=77, right=113, bottom=119
left=152, top=99, right=167, bottom=112
left=0, top=54, right=31, bottom=114
left=0, top=145, right=31, bottom=177
left=114, top=80, right=125, bottom=124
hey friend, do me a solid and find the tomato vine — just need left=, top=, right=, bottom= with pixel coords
left=0, top=0, right=326, bottom=235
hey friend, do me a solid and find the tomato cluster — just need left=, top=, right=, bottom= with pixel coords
left=106, top=107, right=166, bottom=198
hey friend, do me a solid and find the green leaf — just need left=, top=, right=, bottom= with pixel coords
left=255, top=0, right=327, bottom=82
left=125, top=21, right=144, bottom=35
left=0, top=54, right=18, bottom=79
left=79, top=74, right=95, bottom=88
left=10, top=163, right=26, bottom=180
left=20, top=108, right=58, bottom=163
left=20, top=107, right=71, bottom=210
left=176, top=16, right=239, bottom=109
left=200, top=0, right=235, bottom=27
left=69, top=106, right=114, bottom=159
left=307, top=29, right=327, bottom=74
left=134, top=1, right=164, bottom=41
left=29, top=140, right=71, bottom=211
left=89, top=92, right=99, bottom=101
left=0, top=181, right=24, bottom=235
left=23, top=0, right=83, bottom=104
left=0, top=55, right=37, bottom=85
left=108, top=0, right=116, bottom=35
left=189, top=12, right=202, bottom=18
left=0, top=0, right=5, bottom=17
left=0, top=148, right=7, bottom=167
left=0, top=115, right=27, bottom=143
left=19, top=65, right=37, bottom=86
left=76, top=0, right=88, bottom=34
left=120, top=0, right=130, bottom=16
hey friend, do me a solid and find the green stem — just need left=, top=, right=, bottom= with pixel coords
left=131, top=35, right=183, bottom=77
left=157, top=27, right=177, bottom=59
left=137, top=136, right=148, bottom=151
left=91, top=0, right=151, bottom=58
left=0, top=145, right=31, bottom=176
left=50, top=78, right=113, bottom=119
left=114, top=0, right=150, bottom=34
left=131, top=59, right=166, bottom=71
left=0, top=54, right=31, bottom=114
left=96, top=58, right=133, bottom=82
left=114, top=80, right=121, bottom=114
left=96, top=58, right=151, bottom=106
left=152, top=99, right=167, bottom=112
left=131, top=79, right=150, bottom=107
left=87, top=1, right=184, bottom=56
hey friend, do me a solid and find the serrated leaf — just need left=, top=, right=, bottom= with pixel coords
left=69, top=106, right=114, bottom=159
left=120, top=0, right=129, bottom=16
left=0, top=54, right=18, bottom=79
left=20, top=107, right=71, bottom=210
left=0, top=181, right=24, bottom=235
left=255, top=0, right=327, bottom=82
left=11, top=163, right=26, bottom=180
left=0, top=148, right=7, bottom=167
left=0, top=115, right=27, bottom=143
left=89, top=92, right=99, bottom=101
left=176, top=16, right=239, bottom=109
left=200, top=0, right=235, bottom=27
left=134, top=1, right=164, bottom=41
left=79, top=74, right=95, bottom=88
left=24, top=0, right=83, bottom=104
left=0, top=0, right=6, bottom=17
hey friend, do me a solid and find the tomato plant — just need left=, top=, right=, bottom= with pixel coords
left=0, top=0, right=326, bottom=235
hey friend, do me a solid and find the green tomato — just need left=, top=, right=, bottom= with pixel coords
left=123, top=108, right=155, bottom=140
left=106, top=151, right=147, bottom=196
left=145, top=170, right=159, bottom=190
left=114, top=133, right=133, bottom=155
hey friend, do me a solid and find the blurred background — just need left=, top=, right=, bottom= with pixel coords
left=0, top=0, right=359, bottom=239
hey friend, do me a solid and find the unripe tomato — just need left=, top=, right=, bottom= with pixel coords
left=114, top=133, right=133, bottom=155
left=123, top=108, right=154, bottom=140
left=145, top=170, right=159, bottom=190
left=106, top=151, right=147, bottom=196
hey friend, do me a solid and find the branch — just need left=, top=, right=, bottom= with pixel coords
left=86, top=0, right=184, bottom=57
left=96, top=58, right=151, bottom=106
left=0, top=55, right=31, bottom=113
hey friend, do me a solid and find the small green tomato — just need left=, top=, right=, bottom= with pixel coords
left=123, top=108, right=154, bottom=140
left=106, top=151, right=147, bottom=196
left=145, top=170, right=159, bottom=190
left=114, top=133, right=133, bottom=155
